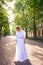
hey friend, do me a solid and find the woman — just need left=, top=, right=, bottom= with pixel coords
left=14, top=26, right=31, bottom=65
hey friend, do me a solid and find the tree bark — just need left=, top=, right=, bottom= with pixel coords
left=0, top=27, right=2, bottom=38
left=33, top=12, right=37, bottom=39
left=25, top=28, right=28, bottom=39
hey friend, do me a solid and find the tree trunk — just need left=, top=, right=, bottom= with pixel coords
left=23, top=9, right=28, bottom=38
left=33, top=13, right=37, bottom=39
left=25, top=28, right=28, bottom=39
left=0, top=27, right=2, bottom=38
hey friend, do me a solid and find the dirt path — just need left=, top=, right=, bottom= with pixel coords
left=0, top=36, right=43, bottom=65
left=26, top=39, right=43, bottom=65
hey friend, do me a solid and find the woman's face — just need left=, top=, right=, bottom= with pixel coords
left=16, top=27, right=20, bottom=31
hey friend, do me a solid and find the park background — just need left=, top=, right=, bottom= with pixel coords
left=0, top=0, right=43, bottom=39
left=0, top=0, right=43, bottom=65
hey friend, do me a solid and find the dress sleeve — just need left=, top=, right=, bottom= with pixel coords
left=15, top=32, right=17, bottom=40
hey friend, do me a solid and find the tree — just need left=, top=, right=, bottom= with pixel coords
left=13, top=0, right=43, bottom=39
left=32, top=0, right=43, bottom=39
left=25, top=0, right=43, bottom=39
left=0, top=2, right=10, bottom=37
left=13, top=0, right=30, bottom=38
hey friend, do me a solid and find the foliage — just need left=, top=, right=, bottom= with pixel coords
left=0, top=2, right=10, bottom=37
left=13, top=0, right=43, bottom=38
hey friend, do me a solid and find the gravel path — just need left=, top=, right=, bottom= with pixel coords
left=0, top=36, right=43, bottom=65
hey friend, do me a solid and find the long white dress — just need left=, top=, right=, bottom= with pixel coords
left=14, top=30, right=28, bottom=62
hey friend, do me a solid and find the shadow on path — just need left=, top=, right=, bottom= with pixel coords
left=29, top=38, right=43, bottom=43
left=14, top=59, right=32, bottom=65
left=27, top=39, right=43, bottom=48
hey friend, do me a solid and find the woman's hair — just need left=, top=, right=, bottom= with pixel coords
left=16, top=26, right=20, bottom=30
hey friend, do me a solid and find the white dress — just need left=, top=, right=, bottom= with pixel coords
left=14, top=30, right=28, bottom=62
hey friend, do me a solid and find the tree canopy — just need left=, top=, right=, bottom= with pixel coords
left=0, top=0, right=43, bottom=38
left=13, top=0, right=43, bottom=38
left=0, top=1, right=10, bottom=37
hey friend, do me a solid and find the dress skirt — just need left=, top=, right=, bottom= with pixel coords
left=14, top=39, right=28, bottom=62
